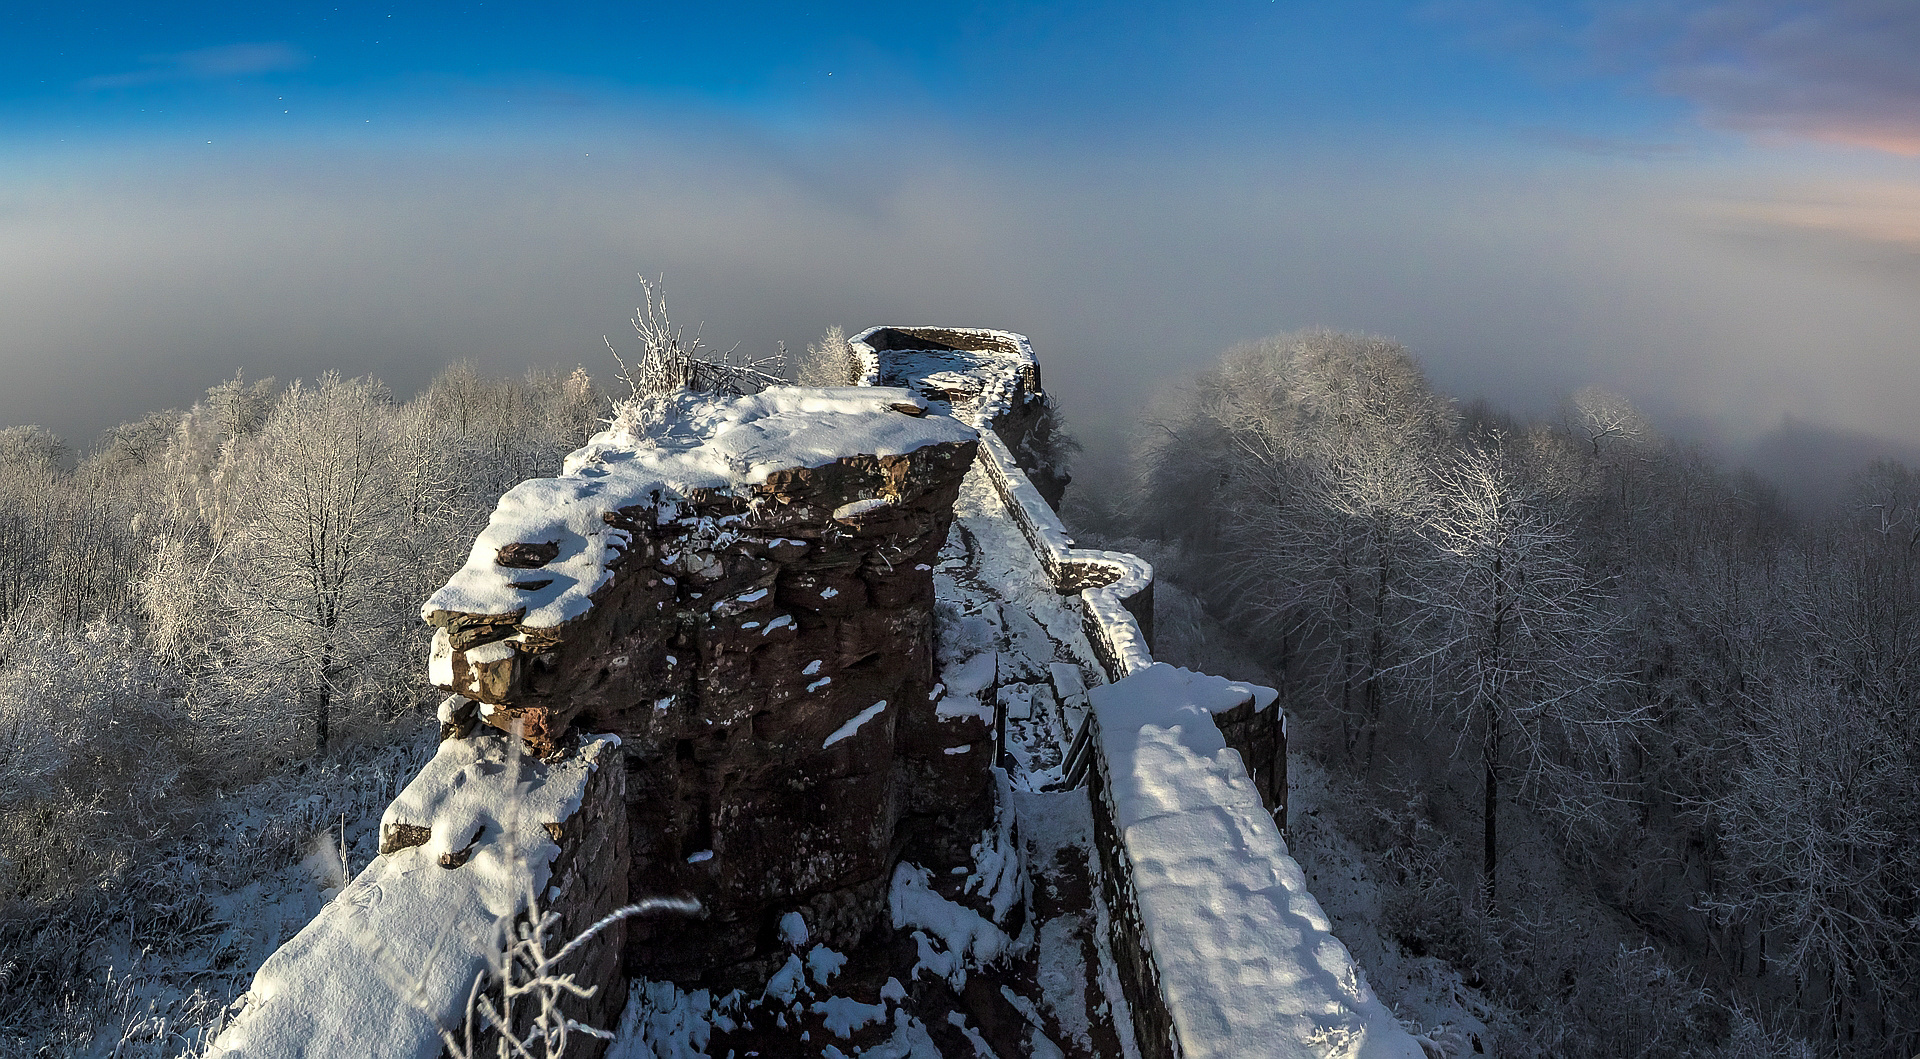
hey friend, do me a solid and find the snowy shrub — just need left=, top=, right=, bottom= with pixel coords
left=0, top=620, right=187, bottom=896
left=797, top=324, right=860, bottom=386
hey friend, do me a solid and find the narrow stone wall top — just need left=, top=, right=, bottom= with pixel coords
left=849, top=327, right=1041, bottom=433
left=1089, top=664, right=1423, bottom=1059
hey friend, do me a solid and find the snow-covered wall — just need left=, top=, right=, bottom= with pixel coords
left=1087, top=666, right=1423, bottom=1059
left=850, top=326, right=1153, bottom=678
left=206, top=729, right=628, bottom=1059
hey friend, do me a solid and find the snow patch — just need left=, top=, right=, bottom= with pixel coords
left=822, top=701, right=887, bottom=748
left=763, top=954, right=807, bottom=1006
left=779, top=911, right=809, bottom=947
left=427, top=629, right=454, bottom=687
left=806, top=943, right=848, bottom=987
left=463, top=638, right=515, bottom=666
left=813, top=996, right=886, bottom=1038
left=889, top=863, right=1011, bottom=990
left=833, top=497, right=895, bottom=520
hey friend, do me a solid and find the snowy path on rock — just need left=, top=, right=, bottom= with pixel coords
left=934, top=465, right=1142, bottom=1059
left=936, top=464, right=1105, bottom=792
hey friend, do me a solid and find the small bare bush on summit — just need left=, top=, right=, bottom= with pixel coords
left=605, top=276, right=785, bottom=435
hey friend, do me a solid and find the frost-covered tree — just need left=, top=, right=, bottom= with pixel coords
left=221, top=373, right=409, bottom=754
left=1688, top=463, right=1920, bottom=1046
left=0, top=427, right=66, bottom=624
left=1566, top=386, right=1650, bottom=458
left=797, top=324, right=861, bottom=386
left=1411, top=433, right=1636, bottom=898
left=1704, top=666, right=1912, bottom=1045
left=1141, top=330, right=1455, bottom=767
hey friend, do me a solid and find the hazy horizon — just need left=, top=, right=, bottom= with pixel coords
left=5, top=2, right=1917, bottom=491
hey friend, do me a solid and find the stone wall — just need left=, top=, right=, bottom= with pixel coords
left=1084, top=665, right=1423, bottom=1059
left=535, top=738, right=633, bottom=1050
left=853, top=326, right=1073, bottom=507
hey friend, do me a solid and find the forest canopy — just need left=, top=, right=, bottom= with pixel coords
left=1110, top=329, right=1915, bottom=1056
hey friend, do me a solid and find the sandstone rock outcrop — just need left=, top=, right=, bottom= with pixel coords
left=421, top=386, right=986, bottom=982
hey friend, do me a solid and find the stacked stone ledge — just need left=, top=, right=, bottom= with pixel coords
left=421, top=387, right=985, bottom=986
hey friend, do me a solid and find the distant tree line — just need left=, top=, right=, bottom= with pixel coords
left=1123, top=330, right=1916, bottom=1057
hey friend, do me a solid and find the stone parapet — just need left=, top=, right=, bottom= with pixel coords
left=854, top=328, right=1154, bottom=679
left=1085, top=665, right=1421, bottom=1059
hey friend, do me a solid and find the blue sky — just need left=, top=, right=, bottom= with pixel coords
left=1, top=3, right=1690, bottom=146
left=4, top=2, right=1918, bottom=470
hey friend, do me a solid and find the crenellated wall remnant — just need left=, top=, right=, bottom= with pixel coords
left=421, top=385, right=988, bottom=982
left=852, top=326, right=1073, bottom=508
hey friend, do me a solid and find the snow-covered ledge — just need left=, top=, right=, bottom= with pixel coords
left=205, top=730, right=627, bottom=1059
left=1086, top=665, right=1425, bottom=1059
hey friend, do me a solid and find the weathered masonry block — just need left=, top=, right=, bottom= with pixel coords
left=422, top=386, right=986, bottom=983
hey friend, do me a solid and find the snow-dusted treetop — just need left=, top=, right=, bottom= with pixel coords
left=423, top=386, right=976, bottom=629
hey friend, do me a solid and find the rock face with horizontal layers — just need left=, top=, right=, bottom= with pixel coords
left=421, top=386, right=986, bottom=983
